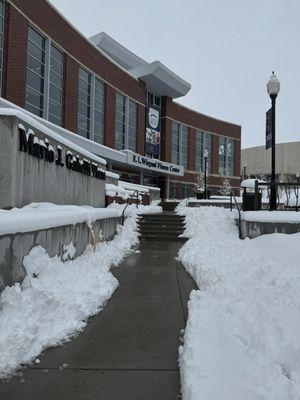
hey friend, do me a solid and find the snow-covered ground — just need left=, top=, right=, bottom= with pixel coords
left=0, top=202, right=160, bottom=379
left=177, top=206, right=300, bottom=400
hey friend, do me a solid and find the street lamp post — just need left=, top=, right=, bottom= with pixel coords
left=267, top=71, right=280, bottom=210
left=204, top=149, right=208, bottom=199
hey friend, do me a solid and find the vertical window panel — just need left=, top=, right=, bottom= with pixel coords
left=25, top=27, right=46, bottom=117
left=77, top=67, right=91, bottom=139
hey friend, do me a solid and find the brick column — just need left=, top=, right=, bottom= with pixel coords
left=63, top=55, right=78, bottom=133
left=4, top=5, right=27, bottom=107
left=211, top=134, right=219, bottom=175
left=136, top=103, right=145, bottom=155
left=234, top=139, right=241, bottom=177
left=188, top=127, right=196, bottom=171
left=104, top=85, right=116, bottom=149
left=161, top=117, right=172, bottom=162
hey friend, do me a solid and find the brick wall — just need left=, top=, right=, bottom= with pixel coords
left=9, top=0, right=145, bottom=103
left=3, top=3, right=27, bottom=107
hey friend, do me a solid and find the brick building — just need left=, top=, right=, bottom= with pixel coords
left=0, top=0, right=241, bottom=198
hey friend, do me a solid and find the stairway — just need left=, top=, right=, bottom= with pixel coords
left=137, top=212, right=187, bottom=242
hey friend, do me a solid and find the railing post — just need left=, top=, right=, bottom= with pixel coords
left=254, top=180, right=258, bottom=211
left=230, top=191, right=232, bottom=211
left=136, top=190, right=139, bottom=209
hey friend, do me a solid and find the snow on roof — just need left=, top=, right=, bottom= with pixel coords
left=106, top=171, right=120, bottom=180
left=119, top=181, right=160, bottom=193
left=0, top=108, right=107, bottom=166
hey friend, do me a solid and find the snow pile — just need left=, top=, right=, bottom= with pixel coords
left=178, top=206, right=300, bottom=400
left=0, top=203, right=121, bottom=235
left=242, top=210, right=300, bottom=223
left=108, top=201, right=162, bottom=216
left=0, top=210, right=138, bottom=379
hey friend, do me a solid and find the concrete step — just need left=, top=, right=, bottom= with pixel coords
left=138, top=226, right=185, bottom=232
left=138, top=222, right=186, bottom=228
left=158, top=202, right=180, bottom=212
left=139, top=234, right=187, bottom=242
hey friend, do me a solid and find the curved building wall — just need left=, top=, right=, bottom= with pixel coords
left=1, top=0, right=241, bottom=198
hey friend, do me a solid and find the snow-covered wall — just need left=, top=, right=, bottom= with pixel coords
left=0, top=115, right=106, bottom=209
left=0, top=208, right=121, bottom=291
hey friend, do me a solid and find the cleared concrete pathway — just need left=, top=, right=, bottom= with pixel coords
left=0, top=237, right=196, bottom=399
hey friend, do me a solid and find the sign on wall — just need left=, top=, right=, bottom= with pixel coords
left=266, top=108, right=272, bottom=150
left=122, top=150, right=184, bottom=176
left=145, top=105, right=160, bottom=157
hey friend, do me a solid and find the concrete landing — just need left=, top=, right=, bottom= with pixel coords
left=0, top=241, right=197, bottom=400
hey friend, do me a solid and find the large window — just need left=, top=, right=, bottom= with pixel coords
left=25, top=27, right=64, bottom=125
left=77, top=69, right=105, bottom=143
left=49, top=45, right=63, bottom=125
left=195, top=130, right=212, bottom=173
left=115, top=93, right=137, bottom=151
left=0, top=0, right=5, bottom=94
left=26, top=27, right=46, bottom=117
left=94, top=78, right=105, bottom=144
left=171, top=121, right=188, bottom=169
left=77, top=68, right=91, bottom=138
left=218, top=136, right=235, bottom=176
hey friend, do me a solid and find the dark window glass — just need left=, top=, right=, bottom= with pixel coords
left=77, top=68, right=91, bottom=138
left=26, top=27, right=45, bottom=117
left=48, top=45, right=63, bottom=126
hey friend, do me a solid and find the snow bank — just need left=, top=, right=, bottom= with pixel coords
left=0, top=203, right=121, bottom=235
left=243, top=210, right=300, bottom=223
left=107, top=201, right=162, bottom=215
left=178, top=206, right=300, bottom=400
left=0, top=206, right=139, bottom=379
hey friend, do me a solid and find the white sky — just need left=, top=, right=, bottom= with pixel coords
left=49, top=0, right=300, bottom=149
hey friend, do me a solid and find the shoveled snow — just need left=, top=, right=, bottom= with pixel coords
left=0, top=203, right=121, bottom=235
left=0, top=205, right=141, bottom=379
left=242, top=210, right=300, bottom=223
left=178, top=206, right=300, bottom=400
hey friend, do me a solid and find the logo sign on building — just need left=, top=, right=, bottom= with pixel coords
left=266, top=108, right=272, bottom=150
left=146, top=105, right=160, bottom=157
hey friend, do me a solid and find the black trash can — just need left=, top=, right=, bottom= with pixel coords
left=196, top=191, right=205, bottom=199
left=242, top=191, right=262, bottom=211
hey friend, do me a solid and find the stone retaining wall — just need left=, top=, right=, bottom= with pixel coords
left=0, top=216, right=121, bottom=291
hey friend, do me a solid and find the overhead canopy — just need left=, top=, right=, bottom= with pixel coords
left=129, top=61, right=191, bottom=98
left=90, top=32, right=191, bottom=99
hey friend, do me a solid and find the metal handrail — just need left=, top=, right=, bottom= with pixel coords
left=121, top=190, right=139, bottom=225
left=230, top=191, right=243, bottom=239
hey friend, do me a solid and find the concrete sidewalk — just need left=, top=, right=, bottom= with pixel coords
left=0, top=241, right=196, bottom=400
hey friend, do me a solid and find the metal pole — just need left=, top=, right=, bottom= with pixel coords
left=270, top=94, right=277, bottom=210
left=204, top=156, right=207, bottom=199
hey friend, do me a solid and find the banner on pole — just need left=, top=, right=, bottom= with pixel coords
left=266, top=108, right=272, bottom=150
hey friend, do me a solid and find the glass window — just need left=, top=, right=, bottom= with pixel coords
left=115, top=94, right=137, bottom=151
left=181, top=125, right=188, bottom=169
left=218, top=136, right=235, bottom=176
left=93, top=78, right=104, bottom=144
left=115, top=93, right=126, bottom=150
left=77, top=67, right=91, bottom=138
left=25, top=27, right=46, bottom=117
left=128, top=100, right=137, bottom=151
left=195, top=130, right=212, bottom=174
left=171, top=121, right=188, bottom=168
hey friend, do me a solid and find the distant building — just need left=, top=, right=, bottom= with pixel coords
left=241, top=141, right=300, bottom=181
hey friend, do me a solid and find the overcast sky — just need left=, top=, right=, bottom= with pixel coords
left=50, top=0, right=299, bottom=148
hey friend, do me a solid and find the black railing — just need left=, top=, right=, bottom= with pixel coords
left=254, top=181, right=300, bottom=211
left=230, top=191, right=243, bottom=239
left=121, top=190, right=139, bottom=225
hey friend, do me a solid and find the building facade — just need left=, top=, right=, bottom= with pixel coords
left=0, top=0, right=241, bottom=198
left=242, top=142, right=300, bottom=182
